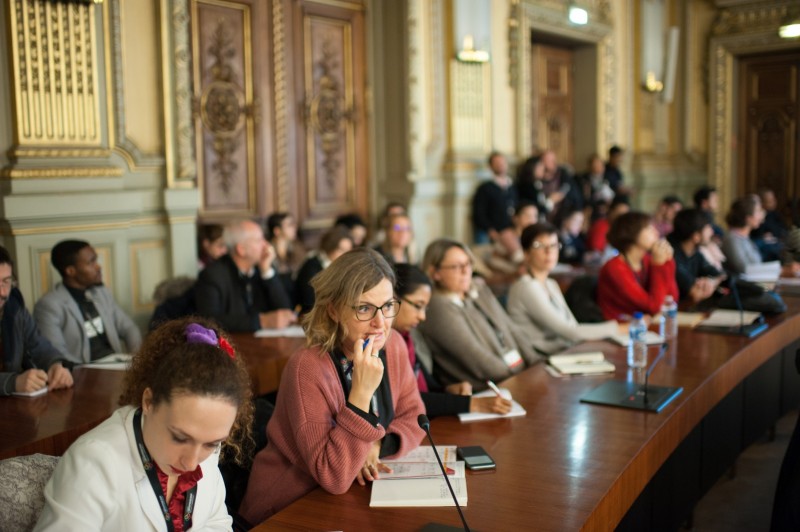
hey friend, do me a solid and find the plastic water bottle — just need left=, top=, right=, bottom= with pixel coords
left=628, top=312, right=648, bottom=368
left=659, top=295, right=678, bottom=340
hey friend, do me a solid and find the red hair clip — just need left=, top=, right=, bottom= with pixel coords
left=218, top=337, right=235, bottom=359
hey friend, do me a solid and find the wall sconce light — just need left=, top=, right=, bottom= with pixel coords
left=779, top=17, right=800, bottom=39
left=568, top=6, right=588, bottom=26
left=457, top=34, right=490, bottom=63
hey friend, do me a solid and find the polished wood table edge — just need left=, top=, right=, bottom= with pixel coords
left=582, top=310, right=800, bottom=531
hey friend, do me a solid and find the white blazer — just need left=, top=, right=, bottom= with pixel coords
left=35, top=406, right=232, bottom=531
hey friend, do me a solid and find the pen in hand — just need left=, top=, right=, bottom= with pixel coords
left=486, top=380, right=503, bottom=398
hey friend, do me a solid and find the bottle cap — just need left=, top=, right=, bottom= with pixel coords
left=633, top=311, right=644, bottom=319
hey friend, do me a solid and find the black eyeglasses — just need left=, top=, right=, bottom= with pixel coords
left=351, top=299, right=401, bottom=321
left=401, top=297, right=427, bottom=313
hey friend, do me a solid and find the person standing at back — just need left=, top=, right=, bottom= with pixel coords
left=35, top=240, right=142, bottom=364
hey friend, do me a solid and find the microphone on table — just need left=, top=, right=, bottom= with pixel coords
left=417, top=414, right=471, bottom=532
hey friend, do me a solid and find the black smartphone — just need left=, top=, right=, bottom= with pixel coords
left=457, top=446, right=496, bottom=470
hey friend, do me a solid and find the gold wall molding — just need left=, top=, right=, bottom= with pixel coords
left=708, top=0, right=800, bottom=214
left=0, top=166, right=123, bottom=179
left=425, top=0, right=446, bottom=172
left=273, top=0, right=289, bottom=212
left=7, top=147, right=111, bottom=160
left=2, top=216, right=165, bottom=236
left=8, top=0, right=102, bottom=146
left=515, top=1, right=613, bottom=155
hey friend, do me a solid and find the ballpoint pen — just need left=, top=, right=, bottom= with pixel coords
left=486, top=380, right=503, bottom=398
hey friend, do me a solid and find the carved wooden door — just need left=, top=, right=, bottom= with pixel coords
left=292, top=0, right=368, bottom=231
left=738, top=52, right=800, bottom=213
left=191, top=0, right=276, bottom=219
left=530, top=44, right=574, bottom=166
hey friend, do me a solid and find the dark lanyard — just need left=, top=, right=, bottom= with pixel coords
left=132, top=408, right=195, bottom=532
left=469, top=298, right=508, bottom=349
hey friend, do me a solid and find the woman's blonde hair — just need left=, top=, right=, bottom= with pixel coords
left=302, top=248, right=395, bottom=353
left=421, top=238, right=475, bottom=288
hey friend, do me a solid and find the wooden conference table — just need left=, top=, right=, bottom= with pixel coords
left=0, top=333, right=304, bottom=460
left=256, top=297, right=800, bottom=532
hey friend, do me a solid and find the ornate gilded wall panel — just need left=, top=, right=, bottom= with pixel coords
left=192, top=0, right=263, bottom=216
left=297, top=1, right=367, bottom=229
left=8, top=0, right=102, bottom=148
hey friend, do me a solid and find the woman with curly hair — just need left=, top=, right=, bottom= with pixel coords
left=239, top=248, right=424, bottom=523
left=36, top=317, right=253, bottom=531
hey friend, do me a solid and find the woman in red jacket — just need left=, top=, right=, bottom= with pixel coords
left=597, top=211, right=679, bottom=321
left=239, top=248, right=425, bottom=523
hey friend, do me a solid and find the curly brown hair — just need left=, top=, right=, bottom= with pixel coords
left=119, top=316, right=254, bottom=466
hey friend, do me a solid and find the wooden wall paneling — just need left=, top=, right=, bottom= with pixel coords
left=192, top=0, right=273, bottom=218
left=530, top=43, right=574, bottom=165
left=738, top=52, right=800, bottom=209
left=293, top=0, right=367, bottom=231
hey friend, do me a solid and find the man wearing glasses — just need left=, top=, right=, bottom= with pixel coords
left=0, top=246, right=72, bottom=396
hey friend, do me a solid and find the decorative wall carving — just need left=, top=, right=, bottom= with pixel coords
left=8, top=0, right=102, bottom=147
left=170, top=0, right=197, bottom=182
left=272, top=0, right=289, bottom=211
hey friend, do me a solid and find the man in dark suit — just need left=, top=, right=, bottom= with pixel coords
left=195, top=219, right=295, bottom=332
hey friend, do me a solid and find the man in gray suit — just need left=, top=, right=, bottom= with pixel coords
left=34, top=240, right=142, bottom=364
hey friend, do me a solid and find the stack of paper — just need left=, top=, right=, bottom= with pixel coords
left=548, top=352, right=615, bottom=376
left=80, top=353, right=132, bottom=370
left=254, top=325, right=306, bottom=338
left=697, top=309, right=762, bottom=327
left=742, top=261, right=781, bottom=283
left=457, top=388, right=526, bottom=422
left=608, top=331, right=664, bottom=347
left=370, top=446, right=467, bottom=507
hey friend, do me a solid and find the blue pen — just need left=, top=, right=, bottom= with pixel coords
left=363, top=338, right=370, bottom=349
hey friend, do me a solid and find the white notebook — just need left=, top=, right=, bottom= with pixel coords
left=457, top=388, right=526, bottom=423
left=548, top=352, right=614, bottom=375
left=608, top=331, right=664, bottom=347
left=254, top=325, right=305, bottom=338
left=370, top=477, right=467, bottom=507
left=378, top=461, right=465, bottom=480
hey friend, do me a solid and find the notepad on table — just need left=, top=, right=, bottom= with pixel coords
left=697, top=309, right=762, bottom=328
left=80, top=353, right=132, bottom=370
left=741, top=261, right=781, bottom=283
left=385, top=445, right=458, bottom=464
left=370, top=477, right=468, bottom=507
left=12, top=386, right=48, bottom=397
left=457, top=388, right=526, bottom=423
left=548, top=351, right=614, bottom=376
left=378, top=461, right=465, bottom=480
left=608, top=331, right=664, bottom=347
left=254, top=325, right=305, bottom=338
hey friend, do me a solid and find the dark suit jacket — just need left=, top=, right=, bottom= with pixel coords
left=295, top=255, right=324, bottom=315
left=195, top=254, right=292, bottom=332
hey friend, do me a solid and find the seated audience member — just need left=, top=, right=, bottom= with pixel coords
left=295, top=225, right=354, bottom=314
left=577, top=153, right=615, bottom=206
left=516, top=149, right=582, bottom=221
left=35, top=317, right=252, bottom=531
left=334, top=213, right=368, bottom=247
left=556, top=208, right=586, bottom=265
left=586, top=195, right=630, bottom=253
left=392, top=264, right=511, bottom=417
left=197, top=224, right=227, bottom=270
left=752, top=188, right=788, bottom=262
left=721, top=195, right=764, bottom=275
left=35, top=240, right=142, bottom=364
left=472, top=151, right=518, bottom=246
left=513, top=200, right=540, bottom=235
left=694, top=185, right=724, bottom=240
left=372, top=202, right=407, bottom=247
left=266, top=212, right=305, bottom=304
left=604, top=145, right=628, bottom=194
left=507, top=224, right=618, bottom=355
left=667, top=209, right=724, bottom=304
left=374, top=213, right=415, bottom=266
left=240, top=249, right=424, bottom=522
left=597, top=212, right=679, bottom=320
left=482, top=200, right=540, bottom=274
left=0, top=247, right=72, bottom=396
left=653, top=195, right=683, bottom=237
left=195, top=219, right=295, bottom=332
left=416, top=239, right=542, bottom=390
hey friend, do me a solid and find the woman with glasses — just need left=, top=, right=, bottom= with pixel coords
left=240, top=248, right=424, bottom=523
left=597, top=211, right=679, bottom=320
left=507, top=224, right=619, bottom=355
left=374, top=213, right=416, bottom=266
left=416, top=239, right=542, bottom=391
left=392, top=264, right=512, bottom=417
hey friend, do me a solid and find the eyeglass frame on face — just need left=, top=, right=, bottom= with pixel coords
left=351, top=299, right=402, bottom=321
left=0, top=275, right=17, bottom=291
left=436, top=261, right=472, bottom=273
left=401, top=297, right=427, bottom=313
left=530, top=242, right=562, bottom=251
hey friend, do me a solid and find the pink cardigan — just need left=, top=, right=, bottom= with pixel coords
left=239, top=330, right=425, bottom=523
